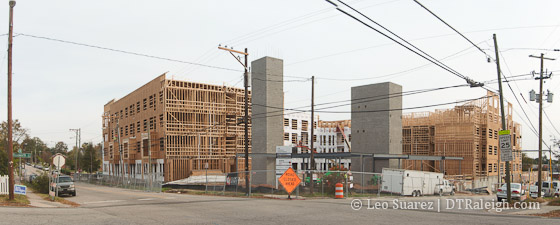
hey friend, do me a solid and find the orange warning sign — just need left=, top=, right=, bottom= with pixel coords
left=278, top=168, right=301, bottom=194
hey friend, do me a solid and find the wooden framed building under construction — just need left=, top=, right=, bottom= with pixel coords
left=102, top=74, right=250, bottom=182
left=402, top=91, right=523, bottom=183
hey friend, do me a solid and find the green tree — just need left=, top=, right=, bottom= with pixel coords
left=50, top=141, right=68, bottom=154
left=1, top=120, right=29, bottom=174
left=522, top=153, right=536, bottom=171
left=0, top=148, right=7, bottom=175
left=80, top=142, right=101, bottom=173
left=22, top=137, right=49, bottom=164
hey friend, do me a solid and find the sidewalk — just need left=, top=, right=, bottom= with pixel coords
left=26, top=189, right=69, bottom=208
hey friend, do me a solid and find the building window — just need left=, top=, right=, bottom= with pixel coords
left=149, top=95, right=154, bottom=108
left=292, top=133, right=297, bottom=144
left=137, top=102, right=140, bottom=113
left=125, top=107, right=128, bottom=118
left=302, top=120, right=308, bottom=131
left=125, top=125, right=129, bottom=136
left=143, top=98, right=147, bottom=110
left=291, top=119, right=297, bottom=130
left=313, top=135, right=316, bottom=143
left=137, top=121, right=141, bottom=133
left=143, top=119, right=147, bottom=131
left=284, top=133, right=289, bottom=141
left=284, top=118, right=289, bottom=127
left=494, top=130, right=498, bottom=139
left=302, top=132, right=309, bottom=145
left=130, top=124, right=135, bottom=135
left=159, top=91, right=163, bottom=104
left=493, top=163, right=497, bottom=172
left=489, top=129, right=492, bottom=139
left=494, top=146, right=497, bottom=155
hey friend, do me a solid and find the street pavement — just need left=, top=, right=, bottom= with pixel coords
left=1, top=182, right=558, bottom=225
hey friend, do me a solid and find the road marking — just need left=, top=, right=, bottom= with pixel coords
left=83, top=200, right=125, bottom=204
left=138, top=198, right=155, bottom=201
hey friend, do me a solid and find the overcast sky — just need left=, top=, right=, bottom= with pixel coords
left=0, top=0, right=559, bottom=158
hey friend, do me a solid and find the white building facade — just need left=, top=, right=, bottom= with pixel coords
left=282, top=113, right=352, bottom=171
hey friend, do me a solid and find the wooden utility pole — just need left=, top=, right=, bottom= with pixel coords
left=310, top=76, right=315, bottom=194
left=529, top=53, right=555, bottom=197
left=218, top=46, right=250, bottom=195
left=7, top=0, right=16, bottom=200
left=70, top=129, right=80, bottom=171
left=493, top=34, right=511, bottom=202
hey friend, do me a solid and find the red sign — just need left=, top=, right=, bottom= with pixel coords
left=278, top=168, right=301, bottom=195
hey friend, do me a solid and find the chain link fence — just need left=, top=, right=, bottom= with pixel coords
left=162, top=170, right=389, bottom=198
left=73, top=173, right=162, bottom=192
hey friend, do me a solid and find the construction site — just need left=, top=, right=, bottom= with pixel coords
left=102, top=74, right=250, bottom=182
left=402, top=91, right=523, bottom=188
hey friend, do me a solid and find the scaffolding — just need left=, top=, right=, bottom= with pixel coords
left=103, top=74, right=251, bottom=182
left=402, top=91, right=523, bottom=181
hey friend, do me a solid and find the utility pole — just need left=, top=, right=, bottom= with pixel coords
left=310, top=76, right=315, bottom=194
left=117, top=120, right=124, bottom=185
left=70, top=129, right=80, bottom=172
left=6, top=0, right=16, bottom=201
left=148, top=124, right=152, bottom=191
left=493, top=34, right=511, bottom=202
left=529, top=53, right=555, bottom=197
left=218, top=46, right=250, bottom=196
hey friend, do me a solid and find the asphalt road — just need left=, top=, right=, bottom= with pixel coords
left=0, top=182, right=558, bottom=225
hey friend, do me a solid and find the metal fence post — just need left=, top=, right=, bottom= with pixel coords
left=248, top=171, right=252, bottom=197
left=377, top=174, right=381, bottom=197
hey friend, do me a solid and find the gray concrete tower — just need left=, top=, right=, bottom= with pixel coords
left=351, top=82, right=402, bottom=180
left=251, top=56, right=284, bottom=186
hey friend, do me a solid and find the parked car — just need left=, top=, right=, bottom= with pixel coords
left=534, top=181, right=560, bottom=197
left=529, top=185, right=545, bottom=198
left=55, top=175, right=76, bottom=196
left=436, top=179, right=455, bottom=196
left=554, top=187, right=560, bottom=198
left=496, top=183, right=524, bottom=201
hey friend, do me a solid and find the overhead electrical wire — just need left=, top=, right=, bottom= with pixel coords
left=412, top=0, right=493, bottom=60
left=325, top=0, right=482, bottom=87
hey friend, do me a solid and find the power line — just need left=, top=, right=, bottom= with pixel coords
left=544, top=109, right=560, bottom=137
left=252, top=83, right=470, bottom=119
left=16, top=33, right=243, bottom=73
left=413, top=0, right=492, bottom=60
left=314, top=41, right=487, bottom=81
left=327, top=0, right=482, bottom=87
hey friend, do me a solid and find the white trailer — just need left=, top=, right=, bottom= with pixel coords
left=381, top=168, right=451, bottom=196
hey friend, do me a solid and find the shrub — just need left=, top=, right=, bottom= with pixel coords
left=60, top=168, right=71, bottom=175
left=30, top=173, right=50, bottom=194
left=323, top=166, right=349, bottom=194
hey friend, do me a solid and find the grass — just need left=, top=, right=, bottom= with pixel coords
left=0, top=194, right=30, bottom=207
left=547, top=197, right=560, bottom=206
left=532, top=209, right=560, bottom=218
left=35, top=193, right=80, bottom=207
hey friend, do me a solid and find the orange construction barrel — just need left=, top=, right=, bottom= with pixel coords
left=335, top=183, right=344, bottom=199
